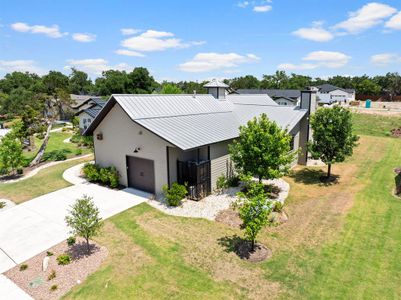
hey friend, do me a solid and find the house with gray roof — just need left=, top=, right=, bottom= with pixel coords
left=85, top=80, right=317, bottom=199
left=236, top=89, right=301, bottom=106
left=315, top=84, right=355, bottom=104
left=76, top=97, right=106, bottom=132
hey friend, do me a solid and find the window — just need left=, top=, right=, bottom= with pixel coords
left=290, top=135, right=295, bottom=150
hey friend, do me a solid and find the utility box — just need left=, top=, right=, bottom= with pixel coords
left=365, top=99, right=372, bottom=108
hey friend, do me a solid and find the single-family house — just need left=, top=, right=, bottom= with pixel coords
left=76, top=98, right=106, bottom=132
left=84, top=80, right=317, bottom=199
left=236, top=89, right=301, bottom=106
left=315, top=84, right=355, bottom=104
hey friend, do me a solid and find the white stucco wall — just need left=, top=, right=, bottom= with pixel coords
left=78, top=112, right=94, bottom=131
left=318, top=89, right=353, bottom=103
left=93, top=103, right=171, bottom=194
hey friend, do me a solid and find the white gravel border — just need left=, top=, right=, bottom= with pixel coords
left=148, top=178, right=290, bottom=221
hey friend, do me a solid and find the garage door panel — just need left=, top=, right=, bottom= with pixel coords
left=127, top=156, right=155, bottom=194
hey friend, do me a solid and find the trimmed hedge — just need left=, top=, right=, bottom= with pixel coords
left=83, top=163, right=119, bottom=188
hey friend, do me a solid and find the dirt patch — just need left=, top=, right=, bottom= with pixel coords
left=215, top=209, right=242, bottom=228
left=235, top=241, right=272, bottom=262
left=391, top=127, right=401, bottom=138
left=5, top=238, right=108, bottom=300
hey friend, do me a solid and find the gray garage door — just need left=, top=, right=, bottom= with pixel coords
left=126, top=156, right=155, bottom=194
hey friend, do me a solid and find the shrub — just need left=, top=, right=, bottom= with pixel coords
left=46, top=251, right=54, bottom=256
left=56, top=254, right=71, bottom=265
left=67, top=236, right=76, bottom=246
left=50, top=285, right=58, bottom=292
left=83, top=164, right=119, bottom=188
left=74, top=148, right=82, bottom=156
left=227, top=175, right=240, bottom=187
left=47, top=270, right=56, bottom=281
left=273, top=201, right=284, bottom=213
left=42, top=149, right=69, bottom=162
left=162, top=183, right=187, bottom=206
left=216, top=175, right=227, bottom=192
left=19, top=264, right=28, bottom=271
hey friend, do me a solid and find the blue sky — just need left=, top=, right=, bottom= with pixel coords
left=1, top=0, right=401, bottom=81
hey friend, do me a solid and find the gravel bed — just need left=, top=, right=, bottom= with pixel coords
left=0, top=199, right=16, bottom=212
left=148, top=178, right=290, bottom=220
left=5, top=238, right=108, bottom=300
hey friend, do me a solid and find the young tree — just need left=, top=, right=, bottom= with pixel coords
left=160, top=83, right=183, bottom=94
left=0, top=130, right=23, bottom=175
left=229, top=114, right=296, bottom=183
left=309, top=106, right=359, bottom=179
left=65, top=195, right=103, bottom=254
left=236, top=182, right=273, bottom=251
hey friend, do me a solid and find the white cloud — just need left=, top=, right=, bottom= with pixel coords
left=65, top=58, right=133, bottom=75
left=115, top=49, right=145, bottom=57
left=333, top=2, right=397, bottom=34
left=278, top=51, right=351, bottom=71
left=253, top=5, right=272, bottom=12
left=385, top=11, right=401, bottom=30
left=293, top=23, right=334, bottom=42
left=0, top=59, right=45, bottom=74
left=10, top=22, right=67, bottom=38
left=179, top=52, right=260, bottom=73
left=72, top=33, right=96, bottom=42
left=237, top=1, right=249, bottom=8
left=277, top=63, right=317, bottom=71
left=303, top=51, right=351, bottom=68
left=121, top=28, right=141, bottom=35
left=120, top=29, right=203, bottom=56
left=371, top=53, right=401, bottom=65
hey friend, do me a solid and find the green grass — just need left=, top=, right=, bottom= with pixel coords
left=43, top=131, right=92, bottom=160
left=353, top=113, right=401, bottom=137
left=64, top=113, right=401, bottom=299
left=0, top=156, right=92, bottom=203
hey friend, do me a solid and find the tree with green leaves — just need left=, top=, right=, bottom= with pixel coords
left=229, top=114, right=296, bottom=183
left=65, top=195, right=103, bottom=254
left=68, top=68, right=93, bottom=94
left=0, top=129, right=23, bottom=175
left=160, top=83, right=183, bottom=94
left=309, top=106, right=359, bottom=180
left=236, top=181, right=273, bottom=251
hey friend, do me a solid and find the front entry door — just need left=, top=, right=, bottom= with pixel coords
left=126, top=156, right=155, bottom=193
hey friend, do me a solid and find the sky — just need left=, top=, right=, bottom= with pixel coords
left=1, top=0, right=401, bottom=81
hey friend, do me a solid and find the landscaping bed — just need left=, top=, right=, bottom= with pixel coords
left=5, top=238, right=108, bottom=300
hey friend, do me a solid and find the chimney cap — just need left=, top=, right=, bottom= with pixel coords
left=203, top=79, right=229, bottom=88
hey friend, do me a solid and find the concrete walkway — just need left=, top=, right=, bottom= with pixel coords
left=0, top=163, right=149, bottom=297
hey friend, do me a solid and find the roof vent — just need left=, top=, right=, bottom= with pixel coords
left=193, top=90, right=197, bottom=98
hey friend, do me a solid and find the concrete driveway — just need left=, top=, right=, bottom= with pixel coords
left=0, top=163, right=149, bottom=274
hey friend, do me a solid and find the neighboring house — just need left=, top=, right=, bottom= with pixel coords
left=315, top=84, right=355, bottom=104
left=84, top=80, right=317, bottom=199
left=236, top=89, right=301, bottom=106
left=76, top=98, right=106, bottom=132
left=0, top=128, right=10, bottom=139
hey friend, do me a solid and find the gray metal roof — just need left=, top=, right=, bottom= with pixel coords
left=316, top=84, right=355, bottom=94
left=203, top=79, right=229, bottom=88
left=226, top=94, right=278, bottom=106
left=237, top=89, right=301, bottom=99
left=85, top=94, right=307, bottom=151
left=84, top=107, right=102, bottom=118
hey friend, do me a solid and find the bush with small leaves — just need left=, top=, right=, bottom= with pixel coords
left=83, top=164, right=119, bottom=188
left=216, top=175, right=228, bottom=193
left=162, top=183, right=187, bottom=207
left=67, top=236, right=76, bottom=246
left=273, top=201, right=284, bottom=213
left=47, top=270, right=56, bottom=281
left=56, top=254, right=71, bottom=265
left=46, top=251, right=54, bottom=256
left=19, top=264, right=28, bottom=271
left=50, top=285, right=58, bottom=292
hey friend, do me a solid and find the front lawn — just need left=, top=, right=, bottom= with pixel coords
left=0, top=156, right=93, bottom=203
left=64, top=130, right=401, bottom=298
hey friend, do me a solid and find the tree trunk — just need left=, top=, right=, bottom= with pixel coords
left=327, top=164, right=332, bottom=179
left=251, top=239, right=255, bottom=252
left=86, top=237, right=90, bottom=254
left=29, top=122, right=52, bottom=167
left=258, top=175, right=262, bottom=183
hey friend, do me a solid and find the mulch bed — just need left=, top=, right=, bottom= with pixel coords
left=5, top=238, right=108, bottom=300
left=215, top=209, right=243, bottom=228
left=391, top=127, right=401, bottom=138
left=235, top=241, right=272, bottom=263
